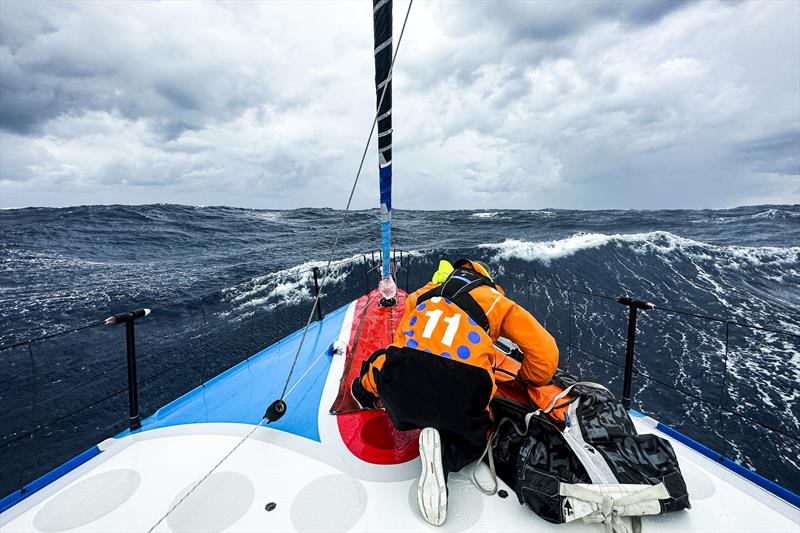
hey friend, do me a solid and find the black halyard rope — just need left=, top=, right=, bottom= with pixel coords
left=145, top=3, right=415, bottom=531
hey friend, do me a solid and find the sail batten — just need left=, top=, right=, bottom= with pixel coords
left=373, top=0, right=396, bottom=299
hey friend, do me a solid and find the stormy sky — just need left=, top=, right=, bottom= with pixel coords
left=0, top=0, right=798, bottom=210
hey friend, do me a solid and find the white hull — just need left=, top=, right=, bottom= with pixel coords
left=2, top=299, right=798, bottom=532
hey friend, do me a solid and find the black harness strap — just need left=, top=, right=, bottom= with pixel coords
left=416, top=268, right=495, bottom=333
left=450, top=278, right=486, bottom=300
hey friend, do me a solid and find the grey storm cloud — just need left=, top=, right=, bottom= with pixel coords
left=452, top=0, right=693, bottom=43
left=0, top=0, right=797, bottom=209
left=734, top=130, right=800, bottom=176
left=0, top=1, right=283, bottom=138
left=402, top=0, right=694, bottom=90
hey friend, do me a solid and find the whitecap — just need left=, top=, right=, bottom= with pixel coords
left=254, top=211, right=283, bottom=222
left=478, top=231, right=800, bottom=266
left=705, top=208, right=799, bottom=224
left=747, top=208, right=798, bottom=220
left=221, top=252, right=370, bottom=313
left=478, top=233, right=617, bottom=264
left=526, top=210, right=556, bottom=217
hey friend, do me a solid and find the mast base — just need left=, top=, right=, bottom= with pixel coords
left=379, top=297, right=397, bottom=308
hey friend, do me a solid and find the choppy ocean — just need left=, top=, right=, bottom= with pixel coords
left=1, top=204, right=799, bottom=498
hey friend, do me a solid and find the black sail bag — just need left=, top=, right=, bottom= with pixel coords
left=490, top=371, right=690, bottom=530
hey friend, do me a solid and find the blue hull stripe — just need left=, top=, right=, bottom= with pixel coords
left=136, top=304, right=348, bottom=441
left=629, top=409, right=800, bottom=508
left=1, top=304, right=350, bottom=513
left=0, top=446, right=101, bottom=514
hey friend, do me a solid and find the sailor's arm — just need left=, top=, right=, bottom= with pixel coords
left=498, top=302, right=559, bottom=386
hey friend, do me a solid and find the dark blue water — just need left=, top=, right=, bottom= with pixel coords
left=1, top=204, right=799, bottom=498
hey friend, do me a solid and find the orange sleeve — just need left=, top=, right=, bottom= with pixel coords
left=498, top=302, right=559, bottom=386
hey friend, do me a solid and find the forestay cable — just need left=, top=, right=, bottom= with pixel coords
left=278, top=0, right=414, bottom=401
left=146, top=420, right=265, bottom=533
left=145, top=2, right=414, bottom=530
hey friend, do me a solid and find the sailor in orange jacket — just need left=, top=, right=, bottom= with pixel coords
left=350, top=259, right=558, bottom=526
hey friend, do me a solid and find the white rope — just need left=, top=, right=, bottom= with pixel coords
left=542, top=381, right=608, bottom=413
left=471, top=431, right=499, bottom=495
left=471, top=413, right=535, bottom=495
left=283, top=348, right=329, bottom=399
left=471, top=382, right=608, bottom=495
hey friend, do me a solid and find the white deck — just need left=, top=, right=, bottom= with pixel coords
left=2, top=301, right=798, bottom=532
left=2, top=417, right=798, bottom=533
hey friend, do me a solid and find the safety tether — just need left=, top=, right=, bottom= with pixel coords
left=470, top=382, right=610, bottom=496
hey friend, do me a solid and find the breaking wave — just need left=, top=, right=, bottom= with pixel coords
left=714, top=207, right=800, bottom=222
left=222, top=254, right=360, bottom=314
left=478, top=231, right=800, bottom=267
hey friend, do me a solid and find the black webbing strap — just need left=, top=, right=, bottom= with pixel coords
left=416, top=268, right=493, bottom=333
left=450, top=278, right=486, bottom=300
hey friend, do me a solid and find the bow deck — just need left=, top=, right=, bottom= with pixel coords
left=2, top=295, right=798, bottom=532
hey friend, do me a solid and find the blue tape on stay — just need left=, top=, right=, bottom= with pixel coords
left=379, top=166, right=392, bottom=212
left=381, top=221, right=391, bottom=277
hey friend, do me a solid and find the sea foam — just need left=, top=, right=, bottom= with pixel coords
left=479, top=231, right=800, bottom=266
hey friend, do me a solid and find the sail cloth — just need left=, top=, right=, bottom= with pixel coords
left=373, top=0, right=396, bottom=298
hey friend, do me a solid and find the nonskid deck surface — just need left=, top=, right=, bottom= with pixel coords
left=2, top=297, right=798, bottom=532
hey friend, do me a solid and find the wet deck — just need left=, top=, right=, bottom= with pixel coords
left=2, top=298, right=798, bottom=532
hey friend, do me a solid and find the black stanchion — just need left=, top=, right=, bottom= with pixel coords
left=311, top=267, right=324, bottom=321
left=616, top=297, right=655, bottom=410
left=105, top=308, right=151, bottom=431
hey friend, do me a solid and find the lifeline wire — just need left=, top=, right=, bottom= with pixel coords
left=146, top=419, right=267, bottom=533
left=145, top=2, right=415, bottom=530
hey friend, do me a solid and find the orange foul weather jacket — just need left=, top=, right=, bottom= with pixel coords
left=361, top=274, right=559, bottom=401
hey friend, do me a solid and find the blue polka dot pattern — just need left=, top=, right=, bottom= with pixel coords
left=416, top=303, right=426, bottom=311
left=445, top=299, right=452, bottom=305
left=467, top=317, right=477, bottom=326
left=403, top=330, right=414, bottom=337
left=409, top=316, right=417, bottom=326
left=441, top=351, right=452, bottom=358
left=407, top=339, right=419, bottom=349
left=423, top=349, right=432, bottom=353
left=467, top=331, right=481, bottom=344
left=457, top=345, right=471, bottom=359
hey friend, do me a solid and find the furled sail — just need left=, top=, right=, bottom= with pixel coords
left=373, top=0, right=397, bottom=301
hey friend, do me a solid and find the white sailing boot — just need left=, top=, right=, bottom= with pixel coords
left=418, top=427, right=447, bottom=526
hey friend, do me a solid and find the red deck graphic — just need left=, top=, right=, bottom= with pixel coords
left=332, top=289, right=420, bottom=464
